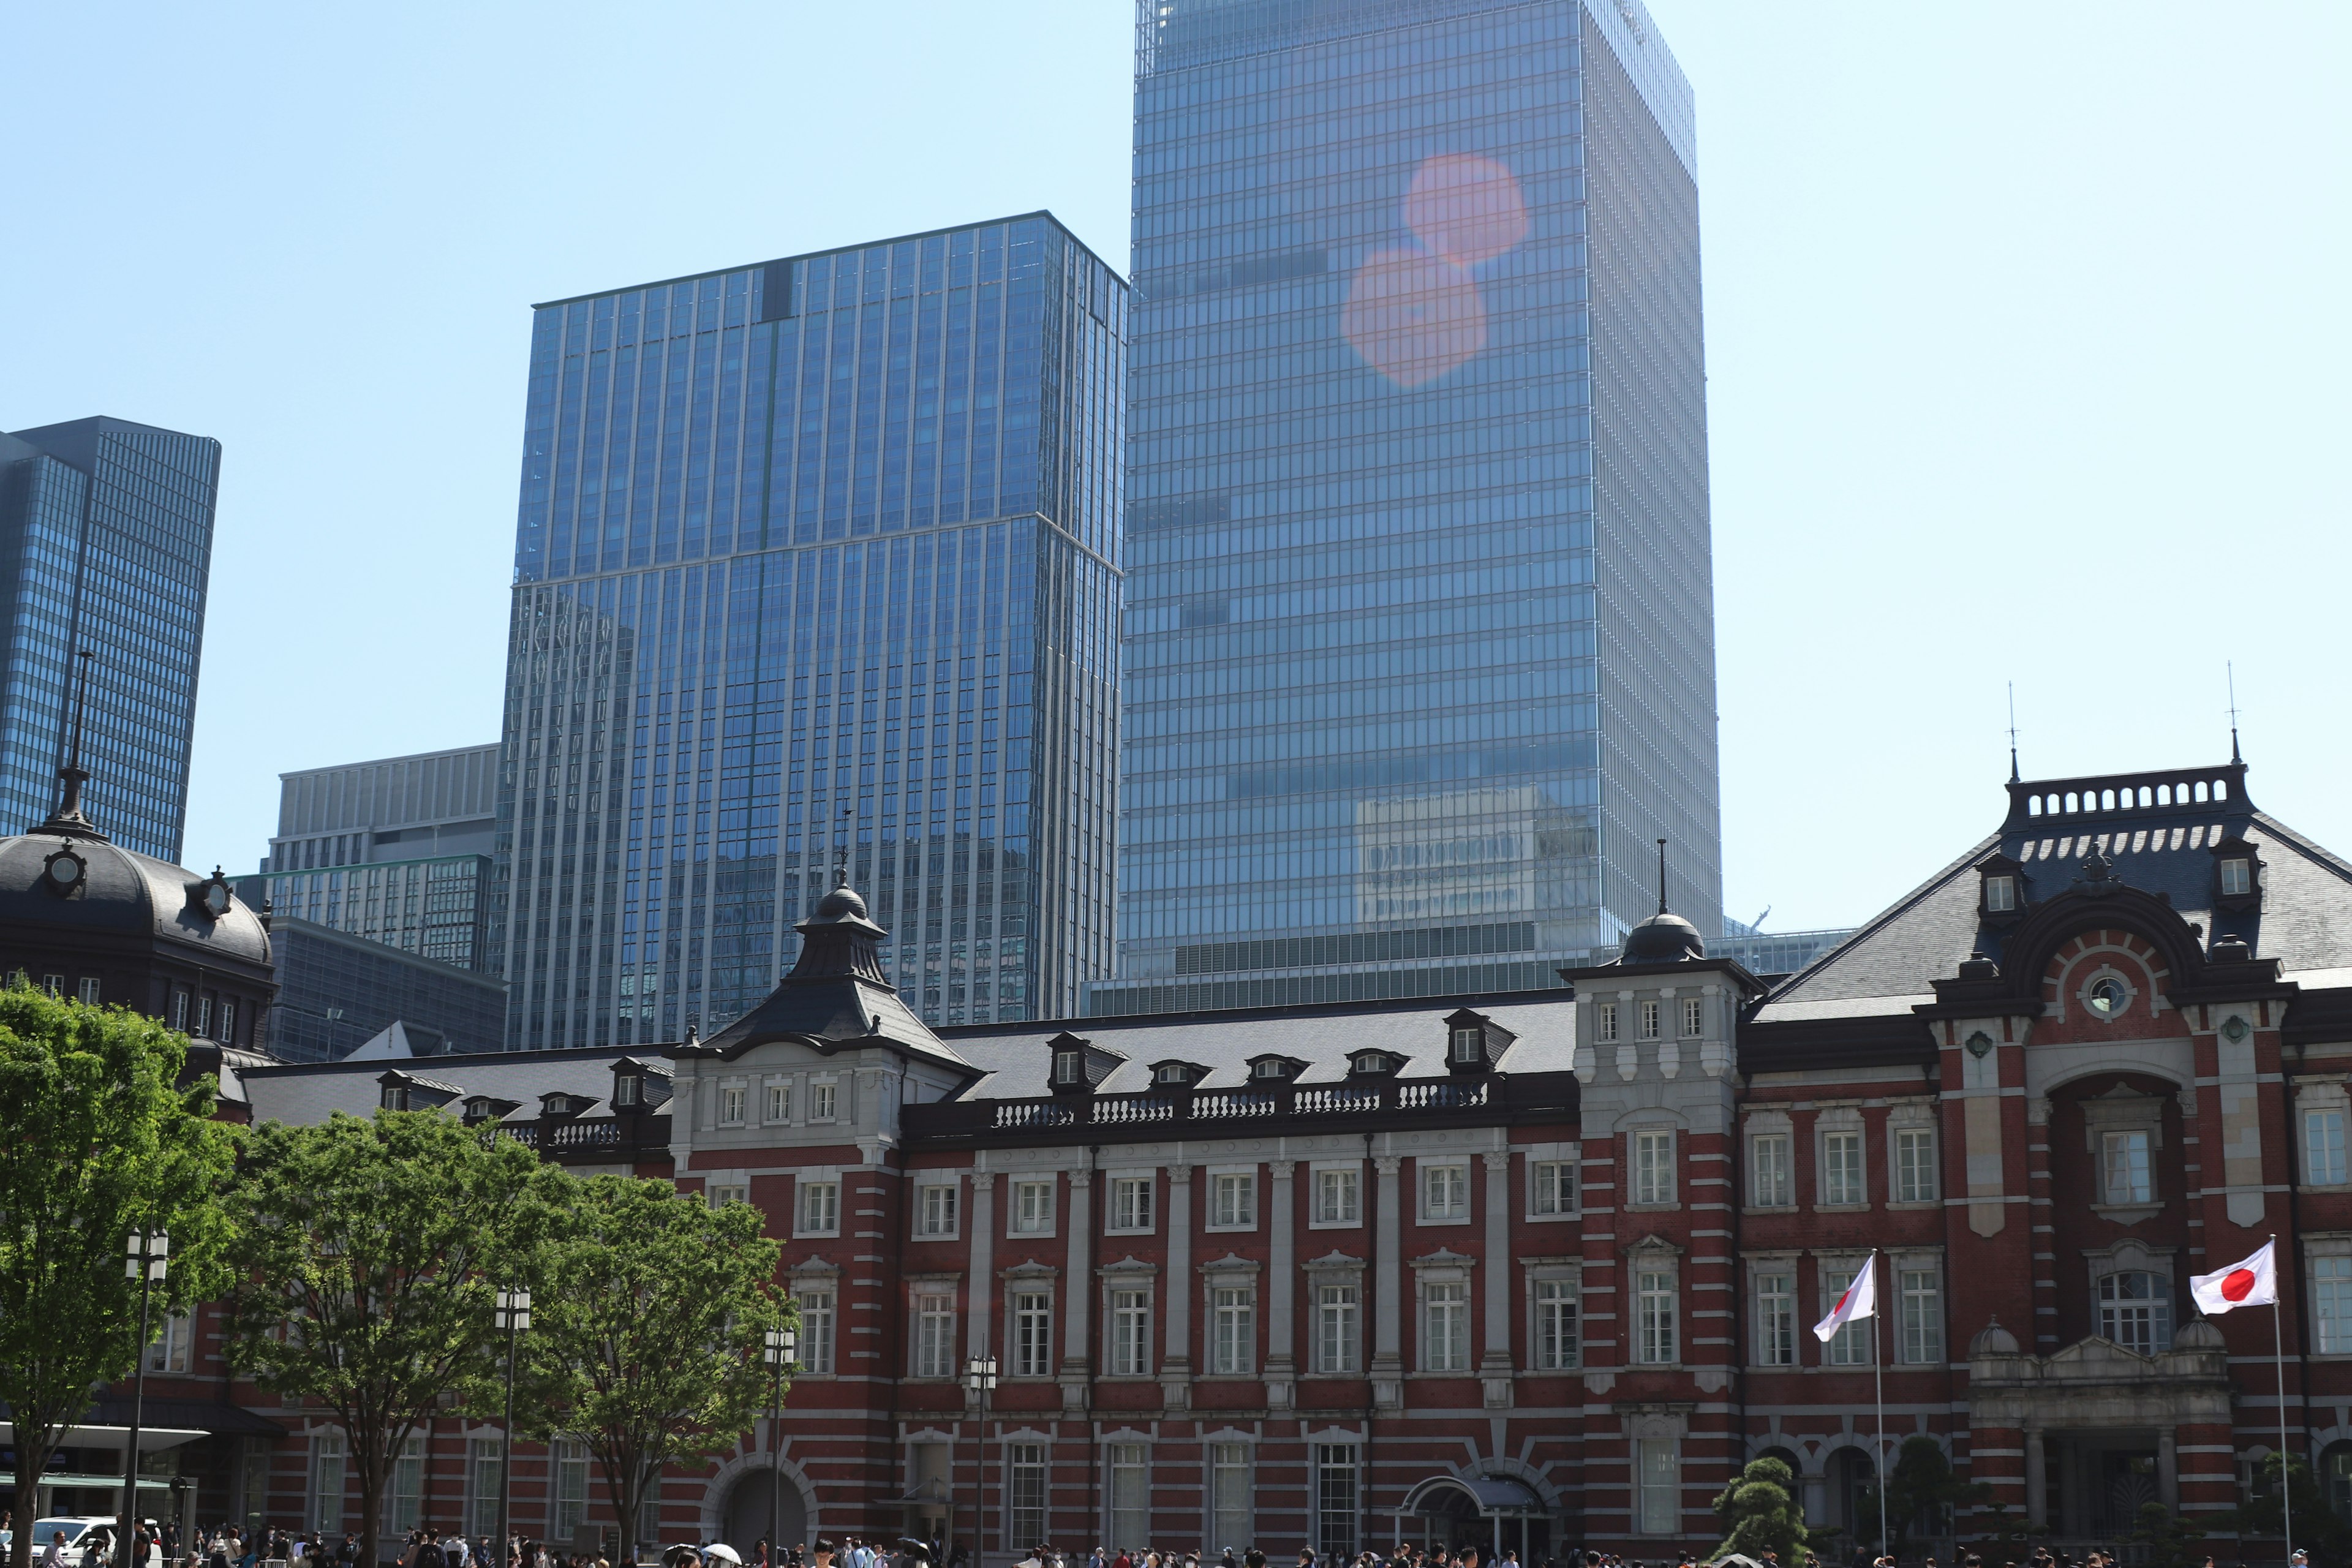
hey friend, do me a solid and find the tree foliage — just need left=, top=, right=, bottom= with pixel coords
left=2223, top=1453, right=2352, bottom=1565
left=2126, top=1501, right=2207, bottom=1568
left=1714, top=1455, right=1814, bottom=1564
left=0, top=983, right=238, bottom=1568
left=1885, top=1435, right=1988, bottom=1551
left=219, top=1111, right=560, bottom=1568
left=515, top=1178, right=788, bottom=1558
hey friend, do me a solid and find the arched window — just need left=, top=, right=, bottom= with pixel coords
left=2097, top=1271, right=2173, bottom=1354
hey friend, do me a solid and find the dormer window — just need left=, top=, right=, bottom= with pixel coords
left=1449, top=1027, right=1482, bottom=1065
left=2220, top=858, right=2252, bottom=897
left=545, top=1095, right=574, bottom=1116
left=1055, top=1051, right=1084, bottom=1087
left=1985, top=875, right=2017, bottom=913
left=466, top=1096, right=493, bottom=1120
left=1254, top=1059, right=1285, bottom=1080
left=614, top=1075, right=641, bottom=1108
left=381, top=1085, right=410, bottom=1112
left=1350, top=1050, right=1403, bottom=1077
left=1156, top=1064, right=1191, bottom=1086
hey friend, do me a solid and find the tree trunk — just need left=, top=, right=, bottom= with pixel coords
left=14, top=1433, right=57, bottom=1568
left=352, top=1421, right=386, bottom=1568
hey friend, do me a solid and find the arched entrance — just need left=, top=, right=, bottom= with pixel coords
left=1395, top=1476, right=1548, bottom=1561
left=722, top=1466, right=809, bottom=1558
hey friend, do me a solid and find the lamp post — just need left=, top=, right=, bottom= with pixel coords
left=121, top=1231, right=168, bottom=1568
left=495, top=1289, right=532, bottom=1568
left=961, top=1353, right=997, bottom=1568
left=763, top=1327, right=798, bottom=1567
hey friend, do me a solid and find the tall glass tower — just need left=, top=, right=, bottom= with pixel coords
left=494, top=215, right=1125, bottom=1049
left=0, top=418, right=219, bottom=862
left=1093, top=0, right=1720, bottom=1014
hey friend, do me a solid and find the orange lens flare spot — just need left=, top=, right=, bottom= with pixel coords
left=1401, top=153, right=1529, bottom=266
left=1341, top=247, right=1488, bottom=388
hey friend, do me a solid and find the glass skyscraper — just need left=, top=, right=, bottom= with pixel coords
left=0, top=417, right=219, bottom=862
left=494, top=215, right=1125, bottom=1049
left=1092, top=0, right=1721, bottom=1014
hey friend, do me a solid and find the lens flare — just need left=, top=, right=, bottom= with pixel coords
left=1340, top=247, right=1488, bottom=389
left=1401, top=153, right=1529, bottom=266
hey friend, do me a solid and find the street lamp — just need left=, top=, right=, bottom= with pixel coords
left=495, top=1289, right=532, bottom=1568
left=961, top=1354, right=997, bottom=1568
left=763, top=1327, right=798, bottom=1567
left=121, top=1231, right=168, bottom=1568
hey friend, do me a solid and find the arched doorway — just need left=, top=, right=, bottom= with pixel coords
left=1826, top=1447, right=1881, bottom=1553
left=1396, top=1477, right=1547, bottom=1561
left=723, top=1466, right=809, bottom=1558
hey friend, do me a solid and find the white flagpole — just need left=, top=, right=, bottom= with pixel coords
left=1874, top=1251, right=1888, bottom=1562
left=2275, top=1234, right=2293, bottom=1567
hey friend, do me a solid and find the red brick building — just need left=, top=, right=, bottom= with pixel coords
left=36, top=757, right=2352, bottom=1564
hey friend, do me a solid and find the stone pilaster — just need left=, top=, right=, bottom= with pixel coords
left=1372, top=1153, right=1403, bottom=1408
left=1480, top=1148, right=1513, bottom=1408
left=1060, top=1168, right=1093, bottom=1410
left=1163, top=1163, right=1193, bottom=1408
left=1266, top=1159, right=1297, bottom=1408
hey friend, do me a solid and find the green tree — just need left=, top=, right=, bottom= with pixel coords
left=516, top=1177, right=787, bottom=1560
left=2223, top=1453, right=2352, bottom=1566
left=219, top=1110, right=560, bottom=1568
left=1885, top=1435, right=1989, bottom=1552
left=0, top=983, right=238, bottom=1568
left=1714, top=1455, right=1813, bottom=1564
left=2125, top=1501, right=2206, bottom=1568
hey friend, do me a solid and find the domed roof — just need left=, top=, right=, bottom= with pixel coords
left=0, top=822, right=272, bottom=970
left=1969, top=1317, right=2021, bottom=1357
left=2172, top=1317, right=2225, bottom=1349
left=1621, top=910, right=1705, bottom=965
left=812, top=881, right=869, bottom=921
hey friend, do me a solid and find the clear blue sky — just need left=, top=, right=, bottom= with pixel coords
left=6, top=2, right=2346, bottom=935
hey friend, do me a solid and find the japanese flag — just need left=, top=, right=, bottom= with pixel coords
left=1814, top=1253, right=1878, bottom=1343
left=2190, top=1240, right=2277, bottom=1315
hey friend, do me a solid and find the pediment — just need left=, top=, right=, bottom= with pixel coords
left=2048, top=1334, right=2156, bottom=1369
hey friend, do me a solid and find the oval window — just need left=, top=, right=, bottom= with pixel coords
left=2088, top=976, right=2127, bottom=1018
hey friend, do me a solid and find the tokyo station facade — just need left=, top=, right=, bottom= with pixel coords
left=91, top=758, right=2352, bottom=1561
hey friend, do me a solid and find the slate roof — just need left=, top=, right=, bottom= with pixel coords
left=933, top=990, right=1578, bottom=1101
left=240, top=1044, right=669, bottom=1128
left=1756, top=760, right=2352, bottom=1023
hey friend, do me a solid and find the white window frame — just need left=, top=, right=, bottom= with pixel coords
left=706, top=1182, right=748, bottom=1208
left=1209, top=1441, right=1254, bottom=1555
left=467, top=1433, right=504, bottom=1539
left=1006, top=1441, right=1048, bottom=1550
left=1011, top=1177, right=1057, bottom=1235
left=1749, top=1129, right=1793, bottom=1209
left=1420, top=1275, right=1470, bottom=1371
left=1985, top=873, right=2018, bottom=913
left=765, top=1078, right=794, bottom=1125
left=1634, top=1262, right=1679, bottom=1366
left=2312, top=1248, right=2352, bottom=1354
left=1531, top=1272, right=1580, bottom=1371
left=1530, top=1156, right=1577, bottom=1219
left=1681, top=996, right=1703, bottom=1037
left=1210, top=1284, right=1256, bottom=1376
left=77, top=976, right=100, bottom=1006
left=1107, top=1441, right=1149, bottom=1552
left=916, top=1180, right=960, bottom=1238
left=1597, top=1002, right=1619, bottom=1042
left=1893, top=1123, right=1938, bottom=1204
left=1107, top=1174, right=1156, bottom=1235
left=1752, top=1264, right=1797, bottom=1368
left=1314, top=1280, right=1360, bottom=1374
left=2102, top=1129, right=2154, bottom=1205
left=551, top=1437, right=589, bottom=1540
left=794, top=1286, right=837, bottom=1373
left=146, top=1310, right=194, bottom=1374
left=2307, top=1105, right=2350, bottom=1187
left=1312, top=1164, right=1362, bottom=1227
left=1420, top=1159, right=1470, bottom=1223
left=1898, top=1259, right=1945, bottom=1365
left=913, top=1289, right=957, bottom=1378
left=1107, top=1287, right=1153, bottom=1376
left=1208, top=1169, right=1258, bottom=1231
left=1819, top=1125, right=1866, bottom=1207
left=1632, top=1128, right=1676, bottom=1207
left=2222, top=857, right=2253, bottom=897
left=809, top=1076, right=840, bottom=1122
left=718, top=1080, right=748, bottom=1127
left=1635, top=1438, right=1679, bottom=1535
left=1011, top=1288, right=1054, bottom=1378
left=1313, top=1444, right=1360, bottom=1560
left=1639, top=999, right=1661, bottom=1039
left=390, top=1431, right=425, bottom=1536
left=797, top=1175, right=842, bottom=1237
left=311, top=1431, right=347, bottom=1533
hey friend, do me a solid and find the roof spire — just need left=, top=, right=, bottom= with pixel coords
left=1656, top=837, right=1669, bottom=916
left=834, top=804, right=852, bottom=888
left=2007, top=681, right=2020, bottom=783
left=42, top=650, right=105, bottom=840
left=2227, top=662, right=2243, bottom=765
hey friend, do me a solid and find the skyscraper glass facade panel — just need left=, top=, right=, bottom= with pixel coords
left=0, top=418, right=218, bottom=861
left=494, top=216, right=1124, bottom=1049
left=1093, top=0, right=1719, bottom=1015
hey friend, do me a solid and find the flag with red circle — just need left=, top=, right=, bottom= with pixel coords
left=1813, top=1253, right=1878, bottom=1343
left=2189, top=1240, right=2277, bottom=1315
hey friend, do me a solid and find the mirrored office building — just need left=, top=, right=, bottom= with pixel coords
left=495, top=215, right=1125, bottom=1048
left=1093, top=0, right=1722, bottom=1014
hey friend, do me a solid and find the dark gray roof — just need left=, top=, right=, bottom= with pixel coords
left=936, top=990, right=1578, bottom=1101
left=0, top=824, right=272, bottom=970
left=241, top=1044, right=667, bottom=1128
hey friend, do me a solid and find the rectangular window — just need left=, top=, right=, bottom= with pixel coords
left=918, top=1183, right=959, bottom=1237
left=810, top=1080, right=838, bottom=1120
left=1637, top=1269, right=1678, bottom=1364
left=77, top=976, right=100, bottom=1006
left=1895, top=1126, right=1937, bottom=1203
left=1986, top=874, right=2018, bottom=912
left=1597, top=1003, right=1618, bottom=1042
left=1012, top=1291, right=1054, bottom=1378
left=1111, top=1176, right=1154, bottom=1232
left=2315, top=1256, right=2352, bottom=1353
left=2309, top=1109, right=2348, bottom=1186
left=1634, top=1129, right=1675, bottom=1205
left=1423, top=1280, right=1469, bottom=1371
left=799, top=1179, right=840, bottom=1235
left=1755, top=1271, right=1796, bottom=1366
left=1212, top=1171, right=1257, bottom=1227
left=2103, top=1129, right=2154, bottom=1204
left=615, top=1075, right=640, bottom=1108
left=42, top=973, right=62, bottom=997
left=1532, top=1159, right=1577, bottom=1216
left=1210, top=1442, right=1253, bottom=1555
left=552, top=1438, right=589, bottom=1540
left=766, top=1081, right=793, bottom=1123
left=1822, top=1129, right=1865, bottom=1206
left=706, top=1183, right=748, bottom=1207
left=1211, top=1286, right=1255, bottom=1375
left=312, top=1432, right=346, bottom=1533
left=914, top=1291, right=956, bottom=1378
left=1314, top=1446, right=1359, bottom=1559
left=1901, top=1267, right=1943, bottom=1364
left=468, top=1435, right=503, bottom=1538
left=1107, top=1442, right=1148, bottom=1552
left=720, top=1085, right=747, bottom=1125
left=1316, top=1167, right=1359, bottom=1224
left=1637, top=1439, right=1678, bottom=1535
left=1751, top=1132, right=1792, bottom=1208
left=1007, top=1443, right=1047, bottom=1550
left=1535, top=1278, right=1579, bottom=1370
left=1422, top=1162, right=1468, bottom=1221
left=171, top=990, right=187, bottom=1031
left=1316, top=1283, right=1359, bottom=1373
left=146, top=1311, right=193, bottom=1374
left=2222, top=858, right=2253, bottom=897
left=197, top=996, right=213, bottom=1036
left=390, top=1433, right=424, bottom=1536
left=1824, top=1263, right=1872, bottom=1365
left=1681, top=997, right=1703, bottom=1037
left=1640, top=1000, right=1660, bottom=1039
left=219, top=1001, right=236, bottom=1042
left=1110, top=1289, right=1152, bottom=1375
left=794, top=1289, right=836, bottom=1373
left=1012, top=1178, right=1054, bottom=1234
